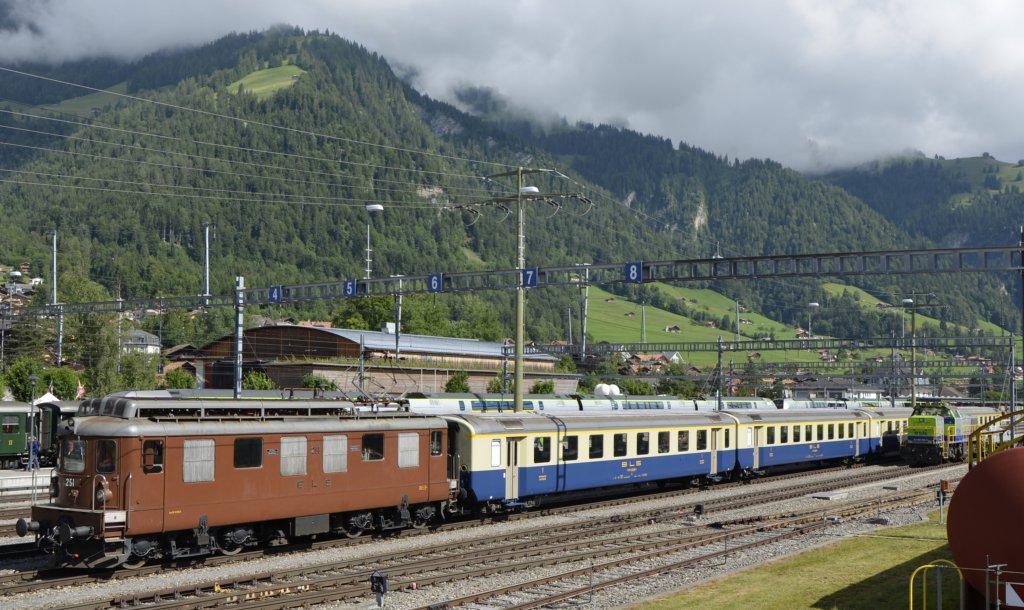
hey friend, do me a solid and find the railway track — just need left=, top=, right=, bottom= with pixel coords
left=0, top=463, right=955, bottom=609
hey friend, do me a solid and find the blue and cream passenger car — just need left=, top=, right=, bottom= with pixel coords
left=443, top=411, right=742, bottom=510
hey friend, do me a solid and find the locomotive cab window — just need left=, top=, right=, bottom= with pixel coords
left=142, top=440, right=163, bottom=474
left=234, top=438, right=263, bottom=469
left=534, top=436, right=551, bottom=463
left=63, top=439, right=85, bottom=473
left=96, top=440, right=116, bottom=473
left=430, top=431, right=443, bottom=456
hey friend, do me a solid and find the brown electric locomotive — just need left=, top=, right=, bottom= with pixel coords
left=17, top=397, right=455, bottom=569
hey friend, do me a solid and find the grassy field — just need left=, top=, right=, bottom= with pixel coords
left=631, top=511, right=957, bottom=610
left=228, top=64, right=305, bottom=100
left=39, top=82, right=127, bottom=117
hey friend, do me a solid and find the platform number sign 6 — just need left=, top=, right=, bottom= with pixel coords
left=427, top=273, right=443, bottom=293
left=625, top=262, right=644, bottom=283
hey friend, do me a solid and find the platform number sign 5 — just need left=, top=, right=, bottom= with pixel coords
left=343, top=280, right=358, bottom=297
left=625, top=262, right=644, bottom=283
left=521, top=268, right=539, bottom=288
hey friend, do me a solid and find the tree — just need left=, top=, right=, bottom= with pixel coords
left=162, top=368, right=196, bottom=389
left=3, top=357, right=45, bottom=402
left=242, top=371, right=276, bottom=390
left=120, top=353, right=160, bottom=391
left=41, top=367, right=81, bottom=399
left=444, top=371, right=470, bottom=393
left=529, top=380, right=554, bottom=394
left=301, top=373, right=337, bottom=391
left=617, top=378, right=655, bottom=396
left=486, top=375, right=509, bottom=393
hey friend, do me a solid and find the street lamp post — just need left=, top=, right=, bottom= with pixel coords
left=365, top=204, right=384, bottom=279
left=807, top=302, right=819, bottom=338
left=902, top=298, right=916, bottom=409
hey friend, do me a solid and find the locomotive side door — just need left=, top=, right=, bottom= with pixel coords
left=505, top=437, right=523, bottom=500
left=127, top=438, right=166, bottom=533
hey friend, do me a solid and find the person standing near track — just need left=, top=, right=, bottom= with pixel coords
left=26, top=437, right=40, bottom=470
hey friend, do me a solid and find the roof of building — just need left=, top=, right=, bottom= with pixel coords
left=287, top=324, right=557, bottom=361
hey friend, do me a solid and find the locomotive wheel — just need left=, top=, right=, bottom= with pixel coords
left=219, top=544, right=243, bottom=556
left=344, top=525, right=364, bottom=538
left=122, top=556, right=147, bottom=570
left=411, top=515, right=429, bottom=529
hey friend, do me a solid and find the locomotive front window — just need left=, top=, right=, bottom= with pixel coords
left=234, top=438, right=263, bottom=469
left=62, top=438, right=85, bottom=473
left=2, top=416, right=18, bottom=433
left=96, top=440, right=116, bottom=473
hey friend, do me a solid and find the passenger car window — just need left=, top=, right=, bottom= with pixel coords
left=637, top=432, right=650, bottom=455
left=658, top=431, right=670, bottom=454
left=534, top=436, right=551, bottom=463
left=562, top=436, right=578, bottom=461
left=613, top=433, right=628, bottom=457
left=589, top=434, right=603, bottom=459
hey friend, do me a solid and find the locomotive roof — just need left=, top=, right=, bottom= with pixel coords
left=64, top=412, right=446, bottom=437
left=77, top=396, right=367, bottom=420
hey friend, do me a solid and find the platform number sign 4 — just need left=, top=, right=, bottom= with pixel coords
left=625, top=262, right=644, bottom=283
left=269, top=285, right=283, bottom=303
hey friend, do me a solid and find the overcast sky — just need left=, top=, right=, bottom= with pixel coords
left=1, top=0, right=1022, bottom=171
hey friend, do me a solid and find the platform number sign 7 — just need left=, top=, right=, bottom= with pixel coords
left=427, top=273, right=443, bottom=293
left=343, top=280, right=358, bottom=297
left=625, top=262, right=643, bottom=283
left=521, top=268, right=539, bottom=288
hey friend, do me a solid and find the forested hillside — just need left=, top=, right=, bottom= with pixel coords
left=0, top=26, right=1019, bottom=378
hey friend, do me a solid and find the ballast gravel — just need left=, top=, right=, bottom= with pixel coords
left=0, top=463, right=965, bottom=610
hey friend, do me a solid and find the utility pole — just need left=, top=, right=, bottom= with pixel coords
left=233, top=276, right=244, bottom=398
left=468, top=169, right=590, bottom=412
left=390, top=275, right=403, bottom=359
left=576, top=263, right=591, bottom=357
left=52, top=231, right=62, bottom=367
left=202, top=221, right=212, bottom=305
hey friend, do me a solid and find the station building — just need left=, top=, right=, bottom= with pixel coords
left=194, top=323, right=569, bottom=395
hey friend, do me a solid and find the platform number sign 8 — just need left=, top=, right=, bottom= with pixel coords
left=427, top=273, right=443, bottom=293
left=625, top=262, right=643, bottom=283
left=522, top=268, right=539, bottom=288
